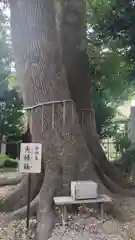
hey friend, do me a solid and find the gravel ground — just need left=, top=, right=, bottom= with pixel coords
left=49, top=216, right=125, bottom=240
left=0, top=205, right=130, bottom=240
left=0, top=186, right=135, bottom=240
left=0, top=214, right=127, bottom=240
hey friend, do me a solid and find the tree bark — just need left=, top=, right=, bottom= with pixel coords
left=8, top=195, right=38, bottom=221
left=60, top=0, right=132, bottom=191
left=9, top=0, right=110, bottom=239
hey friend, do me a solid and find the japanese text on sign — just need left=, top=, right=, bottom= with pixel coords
left=19, top=143, right=42, bottom=173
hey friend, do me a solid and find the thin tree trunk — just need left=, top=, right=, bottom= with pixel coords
left=9, top=0, right=110, bottom=239
left=60, top=0, right=132, bottom=191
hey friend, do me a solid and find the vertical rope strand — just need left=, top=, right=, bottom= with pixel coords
left=89, top=111, right=92, bottom=132
left=52, top=103, right=55, bottom=129
left=81, top=111, right=84, bottom=129
left=41, top=105, right=44, bottom=134
left=71, top=102, right=74, bottom=126
left=63, top=101, right=66, bottom=128
left=30, top=109, right=33, bottom=134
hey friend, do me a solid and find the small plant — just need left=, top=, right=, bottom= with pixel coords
left=0, top=154, right=18, bottom=168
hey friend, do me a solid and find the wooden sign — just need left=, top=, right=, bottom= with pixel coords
left=19, top=143, right=42, bottom=173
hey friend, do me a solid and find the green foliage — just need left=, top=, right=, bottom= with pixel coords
left=0, top=88, right=24, bottom=140
left=86, top=0, right=135, bottom=141
left=88, top=32, right=133, bottom=139
left=92, top=87, right=116, bottom=139
left=0, top=154, right=18, bottom=168
left=114, top=133, right=131, bottom=154
left=87, top=0, right=135, bottom=174
left=87, top=0, right=135, bottom=74
left=0, top=9, right=11, bottom=97
left=87, top=26, right=134, bottom=104
left=0, top=11, right=24, bottom=141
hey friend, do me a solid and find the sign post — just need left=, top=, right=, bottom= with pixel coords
left=26, top=173, right=31, bottom=229
left=19, top=143, right=42, bottom=229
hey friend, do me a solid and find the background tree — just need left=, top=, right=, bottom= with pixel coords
left=0, top=88, right=23, bottom=140
left=87, top=1, right=135, bottom=140
left=0, top=7, right=10, bottom=96
left=87, top=0, right=135, bottom=74
left=0, top=9, right=24, bottom=157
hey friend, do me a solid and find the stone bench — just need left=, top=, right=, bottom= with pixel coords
left=54, top=194, right=112, bottom=225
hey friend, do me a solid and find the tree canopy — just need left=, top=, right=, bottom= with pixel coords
left=87, top=0, right=135, bottom=70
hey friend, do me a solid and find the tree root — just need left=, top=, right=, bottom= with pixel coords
left=32, top=141, right=63, bottom=240
left=0, top=175, right=22, bottom=186
left=103, top=173, right=134, bottom=196
left=33, top=192, right=57, bottom=240
left=86, top=134, right=133, bottom=189
left=94, top=163, right=133, bottom=195
left=113, top=146, right=135, bottom=181
left=8, top=196, right=38, bottom=221
left=0, top=173, right=43, bottom=212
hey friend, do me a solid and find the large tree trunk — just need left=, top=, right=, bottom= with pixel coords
left=60, top=0, right=132, bottom=191
left=9, top=0, right=110, bottom=239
